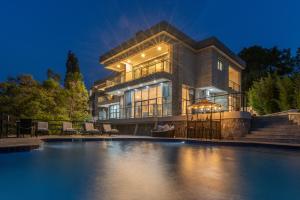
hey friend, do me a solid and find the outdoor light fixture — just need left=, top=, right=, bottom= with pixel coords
left=141, top=53, right=146, bottom=58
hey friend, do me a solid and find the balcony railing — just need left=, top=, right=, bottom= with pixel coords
left=108, top=103, right=172, bottom=120
left=100, top=97, right=172, bottom=120
left=229, top=80, right=241, bottom=91
left=106, top=58, right=170, bottom=88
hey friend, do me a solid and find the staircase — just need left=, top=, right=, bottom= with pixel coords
left=243, top=115, right=300, bottom=144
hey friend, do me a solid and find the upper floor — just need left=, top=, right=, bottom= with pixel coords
left=98, top=21, right=245, bottom=94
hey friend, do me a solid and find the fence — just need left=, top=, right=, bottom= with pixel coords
left=0, top=114, right=95, bottom=138
left=0, top=114, right=18, bottom=138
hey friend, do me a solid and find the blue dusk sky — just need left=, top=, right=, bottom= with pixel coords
left=0, top=0, right=299, bottom=88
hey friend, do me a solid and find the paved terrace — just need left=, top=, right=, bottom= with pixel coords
left=2, top=135, right=300, bottom=153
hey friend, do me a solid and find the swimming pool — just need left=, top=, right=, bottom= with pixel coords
left=1, top=140, right=300, bottom=200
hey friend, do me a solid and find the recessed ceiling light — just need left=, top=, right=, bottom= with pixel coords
left=141, top=53, right=145, bottom=58
left=157, top=46, right=162, bottom=51
left=117, top=64, right=120, bottom=68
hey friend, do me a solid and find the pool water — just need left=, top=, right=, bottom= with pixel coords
left=1, top=141, right=300, bottom=200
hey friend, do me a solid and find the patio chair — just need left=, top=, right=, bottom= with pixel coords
left=83, top=122, right=101, bottom=135
left=35, top=121, right=49, bottom=136
left=102, top=124, right=119, bottom=135
left=151, top=124, right=175, bottom=138
left=62, top=122, right=77, bottom=135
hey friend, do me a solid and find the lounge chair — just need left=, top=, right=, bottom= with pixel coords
left=102, top=124, right=119, bottom=135
left=35, top=121, right=49, bottom=136
left=151, top=124, right=175, bottom=138
left=62, top=122, right=77, bottom=135
left=83, top=122, right=101, bottom=135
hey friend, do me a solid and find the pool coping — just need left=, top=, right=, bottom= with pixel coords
left=0, top=138, right=42, bottom=153
left=41, top=136, right=300, bottom=150
left=2, top=136, right=300, bottom=153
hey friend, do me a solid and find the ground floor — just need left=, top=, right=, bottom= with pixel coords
left=96, top=80, right=244, bottom=121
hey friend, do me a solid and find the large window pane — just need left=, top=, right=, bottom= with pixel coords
left=142, top=88, right=148, bottom=100
left=134, top=89, right=141, bottom=101
left=149, top=86, right=156, bottom=99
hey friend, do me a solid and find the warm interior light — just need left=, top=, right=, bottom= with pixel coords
left=157, top=46, right=162, bottom=51
left=117, top=64, right=120, bottom=68
left=141, top=53, right=145, bottom=58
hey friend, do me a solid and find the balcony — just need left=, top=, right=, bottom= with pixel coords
left=109, top=101, right=172, bottom=120
left=229, top=80, right=240, bottom=92
left=105, top=58, right=170, bottom=88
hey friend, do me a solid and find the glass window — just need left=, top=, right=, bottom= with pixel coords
left=149, top=86, right=157, bottom=99
left=182, top=85, right=192, bottom=115
left=142, top=88, right=148, bottom=100
left=217, top=59, right=223, bottom=71
left=148, top=64, right=156, bottom=74
left=134, top=89, right=141, bottom=101
left=156, top=62, right=163, bottom=72
left=99, top=108, right=107, bottom=120
left=134, top=68, right=141, bottom=79
left=141, top=67, right=148, bottom=77
left=109, top=104, right=119, bottom=119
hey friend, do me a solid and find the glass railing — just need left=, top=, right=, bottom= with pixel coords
left=106, top=58, right=170, bottom=88
left=104, top=98, right=172, bottom=120
left=229, top=80, right=241, bottom=91
left=107, top=103, right=172, bottom=120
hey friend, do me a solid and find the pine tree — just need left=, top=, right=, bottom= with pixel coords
left=63, top=51, right=90, bottom=121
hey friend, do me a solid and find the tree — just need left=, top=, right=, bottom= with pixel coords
left=248, top=74, right=279, bottom=115
left=63, top=51, right=90, bottom=121
left=276, top=75, right=294, bottom=111
left=239, top=46, right=296, bottom=92
left=64, top=50, right=80, bottom=88
left=293, top=73, right=300, bottom=109
left=47, top=68, right=61, bottom=82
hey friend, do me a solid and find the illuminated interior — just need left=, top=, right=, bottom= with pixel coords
left=229, top=66, right=241, bottom=91
left=106, top=43, right=170, bottom=72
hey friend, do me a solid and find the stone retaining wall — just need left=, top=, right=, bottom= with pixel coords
left=102, top=111, right=251, bottom=139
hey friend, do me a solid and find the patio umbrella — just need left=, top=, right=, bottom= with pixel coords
left=189, top=99, right=221, bottom=111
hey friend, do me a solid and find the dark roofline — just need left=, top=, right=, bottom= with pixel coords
left=99, top=21, right=245, bottom=67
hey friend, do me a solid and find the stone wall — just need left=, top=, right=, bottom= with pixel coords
left=221, top=118, right=251, bottom=139
left=102, top=111, right=251, bottom=139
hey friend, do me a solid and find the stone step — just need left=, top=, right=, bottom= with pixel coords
left=250, top=128, right=300, bottom=134
left=245, top=134, right=300, bottom=139
left=241, top=137, right=300, bottom=144
left=251, top=123, right=299, bottom=129
left=249, top=131, right=300, bottom=136
left=245, top=132, right=300, bottom=138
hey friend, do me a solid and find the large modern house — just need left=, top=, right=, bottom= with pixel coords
left=90, top=21, right=245, bottom=122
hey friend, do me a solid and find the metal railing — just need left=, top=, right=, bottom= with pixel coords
left=106, top=58, right=170, bottom=87
left=183, top=92, right=247, bottom=115
left=0, top=114, right=98, bottom=138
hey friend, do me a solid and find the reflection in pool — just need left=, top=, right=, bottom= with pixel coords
left=0, top=141, right=300, bottom=200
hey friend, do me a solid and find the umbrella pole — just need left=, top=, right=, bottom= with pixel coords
left=186, top=99, right=188, bottom=138
left=210, top=106, right=212, bottom=140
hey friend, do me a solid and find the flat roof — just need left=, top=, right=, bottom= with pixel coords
left=99, top=21, right=245, bottom=67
